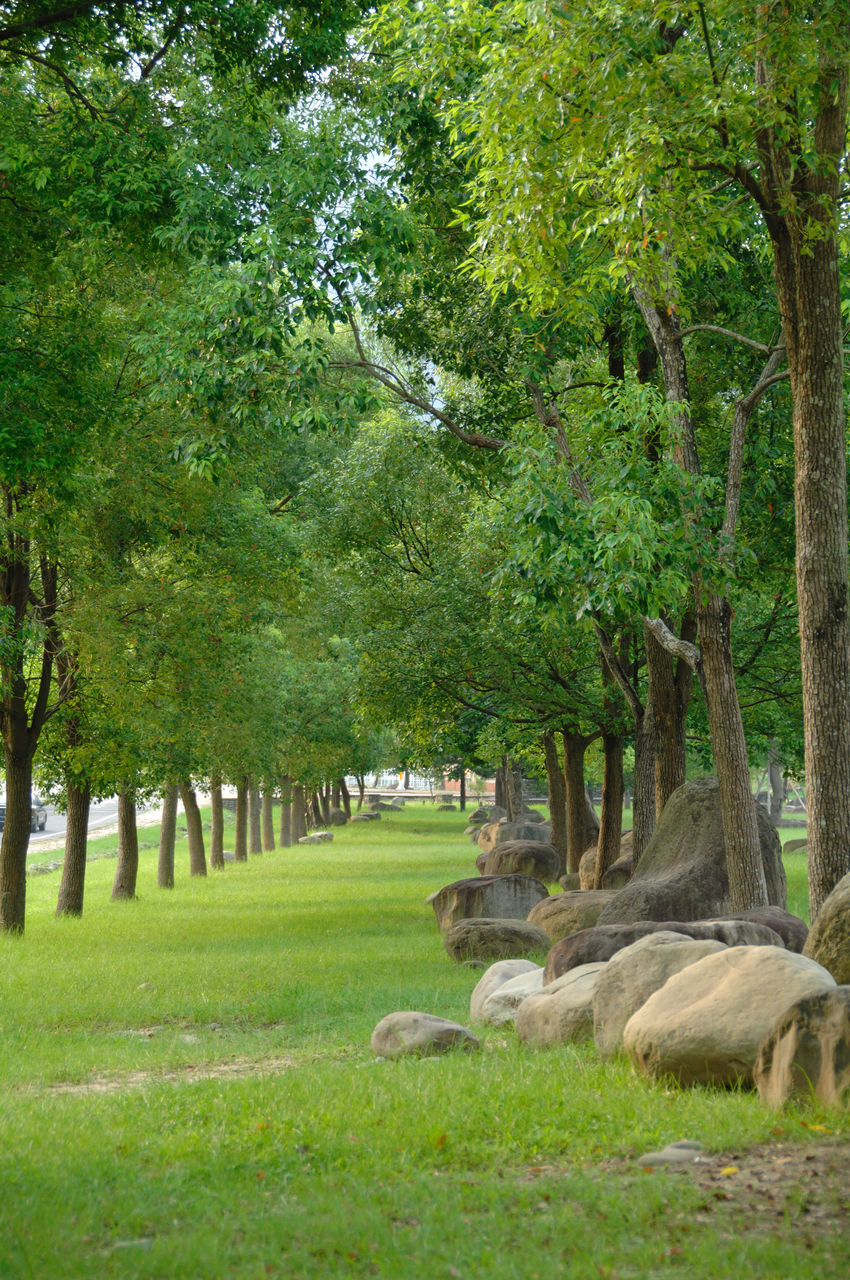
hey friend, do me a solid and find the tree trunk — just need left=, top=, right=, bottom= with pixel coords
left=0, top=737, right=35, bottom=933
left=459, top=766, right=466, bottom=812
left=494, top=761, right=506, bottom=810
left=319, top=783, right=331, bottom=825
left=56, top=778, right=90, bottom=917
left=331, top=781, right=341, bottom=809
left=767, top=743, right=784, bottom=826
left=594, top=730, right=624, bottom=889
left=631, top=699, right=656, bottom=866
left=279, top=774, right=292, bottom=847
left=180, top=784, right=207, bottom=876
left=111, top=789, right=139, bottom=901
left=209, top=774, right=224, bottom=869
left=355, top=775, right=365, bottom=812
left=234, top=778, right=249, bottom=862
left=698, top=594, right=768, bottom=909
left=505, top=758, right=524, bottom=821
left=249, top=783, right=262, bottom=854
left=543, top=730, right=567, bottom=876
left=157, top=785, right=178, bottom=888
left=339, top=776, right=352, bottom=820
left=644, top=619, right=693, bottom=814
left=562, top=732, right=590, bottom=874
left=261, top=791, right=275, bottom=851
left=291, top=784, right=307, bottom=843
left=310, top=791, right=322, bottom=829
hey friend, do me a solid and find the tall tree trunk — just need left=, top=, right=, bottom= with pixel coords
left=249, top=783, right=262, bottom=854
left=644, top=619, right=694, bottom=814
left=758, top=47, right=850, bottom=915
left=56, top=778, right=90, bottom=917
left=459, top=766, right=466, bottom=812
left=543, top=730, right=567, bottom=876
left=261, top=791, right=275, bottom=851
left=111, top=789, right=139, bottom=901
left=631, top=698, right=656, bottom=865
left=209, top=774, right=224, bottom=869
left=339, top=777, right=352, bottom=820
left=505, top=758, right=523, bottom=821
left=698, top=594, right=768, bottom=908
left=279, top=774, right=292, bottom=846
left=494, top=761, right=506, bottom=810
left=355, top=775, right=365, bottom=812
left=319, top=783, right=331, bottom=825
left=562, top=731, right=591, bottom=873
left=157, top=785, right=178, bottom=888
left=234, top=778, right=249, bottom=862
left=291, top=784, right=307, bottom=843
left=180, top=785, right=207, bottom=877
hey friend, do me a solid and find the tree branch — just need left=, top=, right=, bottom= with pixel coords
left=643, top=617, right=701, bottom=671
left=0, top=2, right=95, bottom=42
left=679, top=323, right=776, bottom=352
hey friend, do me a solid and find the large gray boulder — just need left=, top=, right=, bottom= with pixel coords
left=428, top=874, right=549, bottom=932
left=476, top=820, right=553, bottom=856
left=527, top=890, right=619, bottom=942
left=592, top=931, right=728, bottom=1058
left=514, top=963, right=607, bottom=1047
left=754, top=986, right=850, bottom=1109
left=544, top=918, right=785, bottom=982
left=443, top=917, right=551, bottom=962
left=803, top=871, right=850, bottom=983
left=469, top=959, right=542, bottom=1022
left=623, top=945, right=836, bottom=1086
left=371, top=1012, right=480, bottom=1058
left=598, top=777, right=786, bottom=925
left=482, top=840, right=561, bottom=884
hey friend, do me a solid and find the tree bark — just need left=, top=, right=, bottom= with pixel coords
left=279, top=774, right=292, bottom=846
left=234, top=778, right=249, bottom=862
left=249, top=783, right=262, bottom=854
left=631, top=698, right=656, bottom=865
left=157, top=785, right=178, bottom=888
left=697, top=594, right=768, bottom=909
left=594, top=733, right=624, bottom=890
left=261, top=791, right=275, bottom=851
left=562, top=731, right=591, bottom=873
left=55, top=778, right=90, bottom=917
left=505, top=758, right=524, bottom=822
left=543, top=730, right=567, bottom=876
left=209, top=774, right=224, bottom=869
left=355, top=775, right=365, bottom=812
left=494, top=761, right=506, bottom=810
left=644, top=618, right=694, bottom=814
left=290, top=783, right=307, bottom=843
left=180, top=784, right=207, bottom=876
left=339, top=776, right=352, bottom=820
left=111, top=789, right=139, bottom=901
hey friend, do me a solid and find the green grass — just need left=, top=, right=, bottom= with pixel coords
left=1, top=806, right=845, bottom=1280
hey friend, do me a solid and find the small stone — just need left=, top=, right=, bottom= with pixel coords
left=636, top=1140, right=704, bottom=1168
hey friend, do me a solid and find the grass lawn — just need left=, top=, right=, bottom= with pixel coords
left=1, top=805, right=846, bottom=1279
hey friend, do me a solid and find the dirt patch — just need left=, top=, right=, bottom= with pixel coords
left=45, top=1054, right=297, bottom=1095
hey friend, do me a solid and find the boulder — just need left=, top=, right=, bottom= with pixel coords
left=623, top=945, right=836, bottom=1086
left=592, top=932, right=728, bottom=1058
left=521, top=809, right=547, bottom=824
left=601, top=854, right=634, bottom=890
left=482, top=840, right=561, bottom=884
left=437, top=803, right=457, bottom=811
left=754, top=986, right=850, bottom=1109
left=544, top=918, right=785, bottom=982
left=469, top=959, right=542, bottom=1022
left=558, top=873, right=581, bottom=891
left=803, top=871, right=850, bottom=983
left=580, top=833, right=633, bottom=890
left=428, top=874, right=549, bottom=932
left=297, top=831, right=333, bottom=844
left=579, top=846, right=597, bottom=891
left=476, top=820, right=553, bottom=856
left=371, top=1012, right=480, bottom=1058
left=469, top=806, right=489, bottom=823
left=390, top=797, right=405, bottom=808
left=515, top=963, right=607, bottom=1047
left=328, top=807, right=348, bottom=826
left=527, top=890, right=619, bottom=942
left=716, top=907, right=808, bottom=953
left=487, top=805, right=508, bottom=822
left=783, top=837, right=808, bottom=855
left=444, top=917, right=551, bottom=963
left=598, top=777, right=786, bottom=925
left=479, top=968, right=546, bottom=1025
left=351, top=811, right=380, bottom=822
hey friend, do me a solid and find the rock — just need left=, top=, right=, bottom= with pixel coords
left=469, top=806, right=489, bottom=823
left=592, top=932, right=728, bottom=1058
left=598, top=777, right=786, bottom=925
left=558, top=873, right=581, bottom=891
left=635, top=1141, right=704, bottom=1168
left=544, top=919, right=785, bottom=982
left=623, top=945, right=837, bottom=1086
left=601, top=854, right=633, bottom=890
left=527, top=890, right=619, bottom=942
left=443, top=917, right=551, bottom=962
left=470, top=959, right=543, bottom=1022
left=370, top=800, right=397, bottom=811
left=351, top=811, right=380, bottom=822
left=716, top=907, right=808, bottom=953
left=437, top=803, right=457, bottom=811
left=783, top=837, right=808, bottom=854
left=803, top=871, right=850, bottom=982
left=487, top=805, right=508, bottom=822
left=522, top=809, right=547, bottom=824
left=579, top=846, right=598, bottom=891
left=754, top=986, right=850, bottom=1109
left=328, top=808, right=348, bottom=826
left=429, top=875, right=549, bottom=932
left=390, top=797, right=405, bottom=807
left=297, top=831, right=333, bottom=844
left=482, top=840, right=561, bottom=884
left=514, top=963, right=607, bottom=1047
left=371, top=1012, right=480, bottom=1058
left=479, top=968, right=546, bottom=1025
left=476, top=820, right=553, bottom=855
